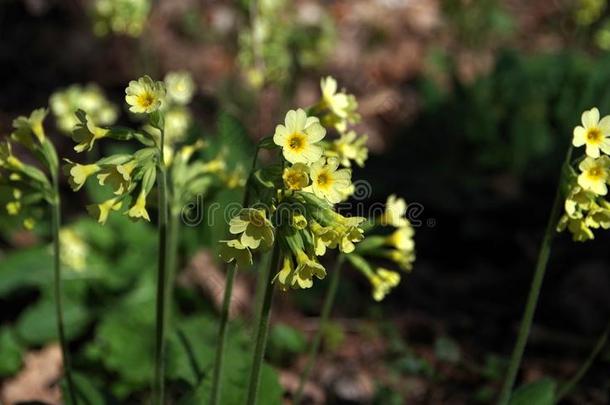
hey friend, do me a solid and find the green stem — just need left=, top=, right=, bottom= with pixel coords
left=556, top=321, right=610, bottom=401
left=497, top=147, right=573, bottom=405
left=245, top=243, right=281, bottom=405
left=294, top=254, right=345, bottom=404
left=154, top=131, right=169, bottom=405
left=51, top=178, right=78, bottom=405
left=210, top=145, right=260, bottom=405
left=163, top=210, right=180, bottom=331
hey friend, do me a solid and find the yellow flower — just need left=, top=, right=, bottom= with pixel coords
left=557, top=215, right=595, bottom=242
left=577, top=156, right=610, bottom=195
left=321, top=76, right=350, bottom=119
left=572, top=107, right=610, bottom=158
left=64, top=160, right=101, bottom=191
left=50, top=84, right=117, bottom=133
left=380, top=194, right=408, bottom=227
left=6, top=201, right=21, bottom=215
left=97, top=160, right=137, bottom=195
left=127, top=191, right=150, bottom=221
left=308, top=158, right=352, bottom=204
left=275, top=256, right=295, bottom=290
left=370, top=268, right=401, bottom=301
left=291, top=213, right=308, bottom=230
left=293, top=250, right=326, bottom=289
left=12, top=108, right=47, bottom=145
left=387, top=248, right=416, bottom=272
left=23, top=218, right=35, bottom=230
left=218, top=239, right=253, bottom=268
left=72, top=113, right=110, bottom=152
left=0, top=142, right=23, bottom=171
left=87, top=197, right=122, bottom=225
left=229, top=208, right=275, bottom=249
left=564, top=185, right=595, bottom=219
left=164, top=71, right=195, bottom=105
left=164, top=106, right=191, bottom=144
left=386, top=225, right=415, bottom=251
left=59, top=229, right=88, bottom=272
left=125, top=75, right=165, bottom=114
left=273, top=108, right=326, bottom=164
left=327, top=131, right=368, bottom=168
left=282, top=163, right=310, bottom=191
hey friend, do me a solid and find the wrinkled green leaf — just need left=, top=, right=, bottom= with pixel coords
left=0, top=327, right=23, bottom=376
left=509, top=378, right=556, bottom=405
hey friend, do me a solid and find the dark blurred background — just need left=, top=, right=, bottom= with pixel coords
left=2, top=0, right=610, bottom=404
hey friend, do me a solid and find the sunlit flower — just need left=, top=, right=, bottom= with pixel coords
left=87, top=197, right=123, bottom=225
left=282, top=163, right=310, bottom=191
left=125, top=75, right=165, bottom=114
left=23, top=218, right=35, bottom=230
left=578, top=156, right=610, bottom=195
left=229, top=208, right=275, bottom=249
left=557, top=215, right=595, bottom=242
left=164, top=71, right=195, bottom=105
left=273, top=108, right=326, bottom=164
left=387, top=248, right=416, bottom=272
left=127, top=190, right=150, bottom=221
left=380, top=194, right=408, bottom=227
left=321, top=76, right=350, bottom=119
left=64, top=160, right=101, bottom=191
left=163, top=106, right=191, bottom=144
left=308, top=157, right=352, bottom=204
left=572, top=107, right=610, bottom=158
left=218, top=239, right=253, bottom=268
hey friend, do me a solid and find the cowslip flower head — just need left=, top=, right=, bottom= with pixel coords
left=577, top=156, right=610, bottom=195
left=573, top=107, right=610, bottom=158
left=282, top=163, right=310, bottom=191
left=164, top=71, right=195, bottom=105
left=557, top=215, right=595, bottom=242
left=308, top=157, right=352, bottom=204
left=273, top=108, right=326, bottom=164
left=218, top=239, right=253, bottom=268
left=64, top=160, right=101, bottom=191
left=87, top=197, right=123, bottom=225
left=127, top=190, right=151, bottom=221
left=229, top=208, right=275, bottom=249
left=72, top=112, right=110, bottom=152
left=125, top=75, right=165, bottom=114
left=380, top=195, right=409, bottom=227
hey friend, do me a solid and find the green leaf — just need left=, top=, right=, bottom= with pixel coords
left=0, top=247, right=52, bottom=297
left=217, top=112, right=254, bottom=168
left=268, top=324, right=307, bottom=360
left=16, top=295, right=90, bottom=345
left=508, top=378, right=556, bottom=405
left=0, top=327, right=23, bottom=376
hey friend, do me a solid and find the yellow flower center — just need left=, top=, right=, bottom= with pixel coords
left=137, top=92, right=155, bottom=108
left=587, top=128, right=602, bottom=144
left=316, top=171, right=332, bottom=190
left=588, top=167, right=603, bottom=179
left=287, top=133, right=306, bottom=152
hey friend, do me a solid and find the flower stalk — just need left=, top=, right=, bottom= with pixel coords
left=51, top=174, right=79, bottom=405
left=210, top=145, right=261, bottom=405
left=153, top=129, right=169, bottom=405
left=294, top=254, right=345, bottom=404
left=498, top=146, right=573, bottom=405
left=245, top=242, right=281, bottom=405
left=556, top=321, right=610, bottom=401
